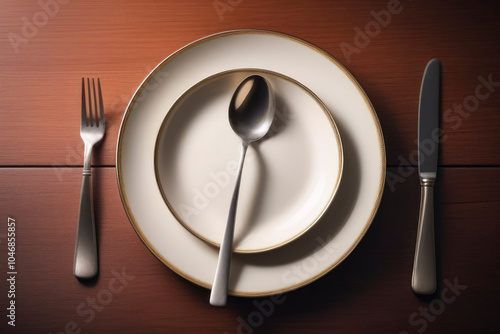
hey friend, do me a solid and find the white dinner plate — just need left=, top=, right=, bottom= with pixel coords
left=117, top=30, right=385, bottom=296
left=154, top=69, right=343, bottom=253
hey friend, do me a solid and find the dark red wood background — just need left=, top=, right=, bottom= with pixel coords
left=1, top=0, right=499, bottom=333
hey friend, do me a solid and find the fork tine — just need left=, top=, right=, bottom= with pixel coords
left=92, top=79, right=98, bottom=127
left=87, top=78, right=93, bottom=127
left=81, top=78, right=87, bottom=128
left=97, top=78, right=105, bottom=128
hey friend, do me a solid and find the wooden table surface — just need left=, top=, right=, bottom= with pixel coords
left=1, top=0, right=499, bottom=333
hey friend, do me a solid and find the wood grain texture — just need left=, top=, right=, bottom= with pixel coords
left=0, top=0, right=499, bottom=166
left=0, top=167, right=499, bottom=333
left=1, top=0, right=499, bottom=333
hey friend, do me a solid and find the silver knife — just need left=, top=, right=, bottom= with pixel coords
left=412, top=59, right=441, bottom=294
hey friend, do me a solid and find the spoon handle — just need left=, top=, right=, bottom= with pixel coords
left=210, top=143, right=248, bottom=306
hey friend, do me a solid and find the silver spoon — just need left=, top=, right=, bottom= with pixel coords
left=210, top=75, right=275, bottom=306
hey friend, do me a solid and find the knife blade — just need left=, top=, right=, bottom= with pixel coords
left=412, top=59, right=441, bottom=294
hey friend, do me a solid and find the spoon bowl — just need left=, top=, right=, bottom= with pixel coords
left=229, top=76, right=274, bottom=143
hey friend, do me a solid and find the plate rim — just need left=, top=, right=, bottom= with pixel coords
left=116, top=29, right=386, bottom=296
left=153, top=68, right=344, bottom=254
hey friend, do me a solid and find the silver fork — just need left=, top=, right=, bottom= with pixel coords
left=74, top=78, right=105, bottom=279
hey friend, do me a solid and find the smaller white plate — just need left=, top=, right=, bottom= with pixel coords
left=155, top=69, right=343, bottom=253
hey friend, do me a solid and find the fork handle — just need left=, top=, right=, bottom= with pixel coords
left=73, top=171, right=98, bottom=279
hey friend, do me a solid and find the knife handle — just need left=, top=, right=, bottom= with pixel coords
left=412, top=178, right=436, bottom=294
